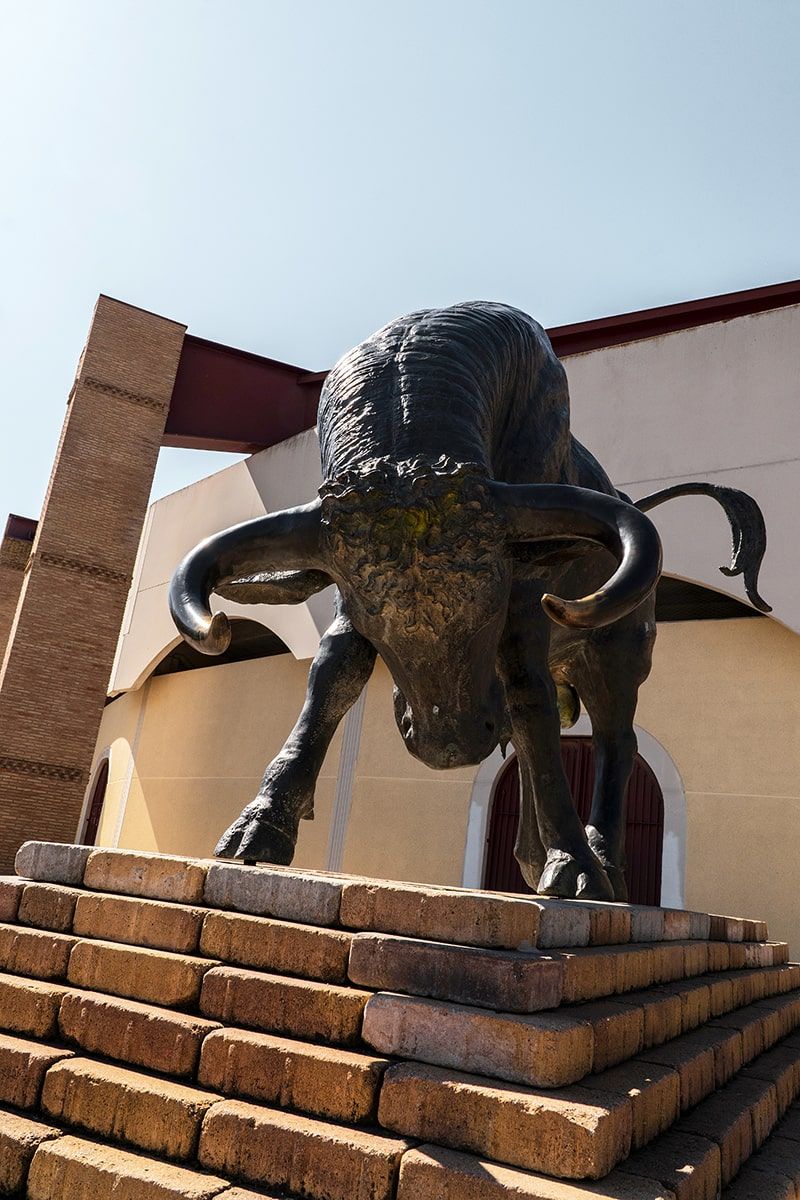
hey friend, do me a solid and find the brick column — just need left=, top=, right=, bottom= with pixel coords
left=0, top=297, right=186, bottom=870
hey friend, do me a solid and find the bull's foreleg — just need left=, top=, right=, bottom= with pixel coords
left=499, top=586, right=614, bottom=901
left=215, top=606, right=376, bottom=864
left=584, top=717, right=637, bottom=903
left=568, top=624, right=654, bottom=901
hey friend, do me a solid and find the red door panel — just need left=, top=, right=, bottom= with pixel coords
left=483, top=738, right=664, bottom=906
left=82, top=759, right=109, bottom=846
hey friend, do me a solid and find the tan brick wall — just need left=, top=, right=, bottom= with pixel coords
left=0, top=297, right=186, bottom=870
left=0, top=536, right=30, bottom=669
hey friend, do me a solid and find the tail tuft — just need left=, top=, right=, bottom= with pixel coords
left=634, top=482, right=771, bottom=613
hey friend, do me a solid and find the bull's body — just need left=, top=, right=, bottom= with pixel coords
left=171, top=302, right=769, bottom=900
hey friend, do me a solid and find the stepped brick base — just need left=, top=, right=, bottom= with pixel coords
left=0, top=841, right=797, bottom=1198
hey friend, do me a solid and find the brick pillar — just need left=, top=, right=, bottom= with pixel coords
left=0, top=518, right=37, bottom=669
left=0, top=297, right=186, bottom=870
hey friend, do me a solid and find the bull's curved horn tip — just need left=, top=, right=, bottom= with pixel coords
left=541, top=592, right=601, bottom=629
left=197, top=611, right=232, bottom=656
left=541, top=593, right=572, bottom=626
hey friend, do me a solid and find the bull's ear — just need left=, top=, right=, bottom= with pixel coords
left=491, top=481, right=662, bottom=629
left=215, top=569, right=332, bottom=606
left=169, top=500, right=326, bottom=655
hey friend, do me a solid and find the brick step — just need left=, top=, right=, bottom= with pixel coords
left=0, top=923, right=78, bottom=980
left=362, top=971, right=800, bottom=1088
left=0, top=1109, right=410, bottom=1200
left=4, top=879, right=357, bottom=983
left=24, top=881, right=207, bottom=950
left=197, top=1027, right=390, bottom=1123
left=0, top=922, right=218, bottom=1009
left=61, top=985, right=220, bottom=1077
left=200, top=965, right=371, bottom=1046
left=0, top=931, right=371, bottom=1046
left=0, top=970, right=389, bottom=1124
left=13, top=841, right=769, bottom=951
left=1, top=877, right=784, bottom=1018
left=394, top=1035, right=800, bottom=1197
left=350, top=930, right=787, bottom=1011
left=0, top=966, right=373, bottom=1074
left=0, top=994, right=793, bottom=1186
left=0, top=1032, right=74, bottom=1111
left=197, top=1100, right=412, bottom=1198
left=0, top=1042, right=218, bottom=1164
left=23, top=1132, right=262, bottom=1199
left=0, top=1108, right=61, bottom=1196
left=723, top=1093, right=800, bottom=1198
left=376, top=1001, right=800, bottom=1180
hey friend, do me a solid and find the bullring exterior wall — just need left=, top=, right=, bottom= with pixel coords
left=88, top=614, right=800, bottom=954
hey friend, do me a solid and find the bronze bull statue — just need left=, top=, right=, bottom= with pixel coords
left=170, top=302, right=769, bottom=901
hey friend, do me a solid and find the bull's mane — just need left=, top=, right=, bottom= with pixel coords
left=318, top=456, right=507, bottom=633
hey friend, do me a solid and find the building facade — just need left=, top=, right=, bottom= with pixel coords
left=2, top=285, right=799, bottom=947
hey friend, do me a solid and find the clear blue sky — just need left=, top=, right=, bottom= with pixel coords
left=1, top=0, right=798, bottom=524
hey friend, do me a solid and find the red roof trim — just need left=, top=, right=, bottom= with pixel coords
left=548, top=278, right=800, bottom=357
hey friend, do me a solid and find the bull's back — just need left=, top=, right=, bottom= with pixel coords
left=317, top=302, right=572, bottom=483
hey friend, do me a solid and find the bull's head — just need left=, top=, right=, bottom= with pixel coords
left=169, top=456, right=661, bottom=769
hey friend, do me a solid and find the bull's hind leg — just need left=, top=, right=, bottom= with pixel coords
left=499, top=584, right=613, bottom=901
left=567, top=621, right=654, bottom=901
left=215, top=604, right=376, bottom=864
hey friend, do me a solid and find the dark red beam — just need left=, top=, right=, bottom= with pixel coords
left=4, top=515, right=37, bottom=542
left=164, top=335, right=322, bottom=454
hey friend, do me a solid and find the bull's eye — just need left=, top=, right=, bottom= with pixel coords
left=432, top=705, right=440, bottom=716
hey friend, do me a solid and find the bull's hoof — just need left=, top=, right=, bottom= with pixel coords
left=537, top=848, right=614, bottom=901
left=215, top=799, right=304, bottom=865
left=586, top=826, right=629, bottom=902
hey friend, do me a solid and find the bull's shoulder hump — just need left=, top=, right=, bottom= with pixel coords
left=329, top=301, right=552, bottom=371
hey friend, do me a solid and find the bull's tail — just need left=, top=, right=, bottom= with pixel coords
left=633, top=483, right=771, bottom=613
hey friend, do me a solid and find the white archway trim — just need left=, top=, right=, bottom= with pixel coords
left=111, top=680, right=152, bottom=848
left=325, top=685, right=367, bottom=872
left=461, top=716, right=687, bottom=908
left=462, top=748, right=506, bottom=891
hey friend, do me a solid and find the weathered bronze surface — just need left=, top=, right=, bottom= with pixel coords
left=170, top=303, right=769, bottom=900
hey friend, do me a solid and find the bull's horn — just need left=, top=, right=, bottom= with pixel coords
left=491, top=482, right=663, bottom=628
left=169, top=500, right=326, bottom=655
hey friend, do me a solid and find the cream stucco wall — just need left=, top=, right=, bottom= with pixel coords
left=635, top=617, right=800, bottom=950
left=89, top=653, right=343, bottom=860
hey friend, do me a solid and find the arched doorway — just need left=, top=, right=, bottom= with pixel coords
left=483, top=737, right=664, bottom=904
left=81, top=758, right=109, bottom=846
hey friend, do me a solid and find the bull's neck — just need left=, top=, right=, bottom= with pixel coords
left=320, top=382, right=495, bottom=479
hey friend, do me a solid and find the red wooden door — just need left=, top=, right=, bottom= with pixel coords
left=82, top=759, right=109, bottom=846
left=483, top=738, right=664, bottom=905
